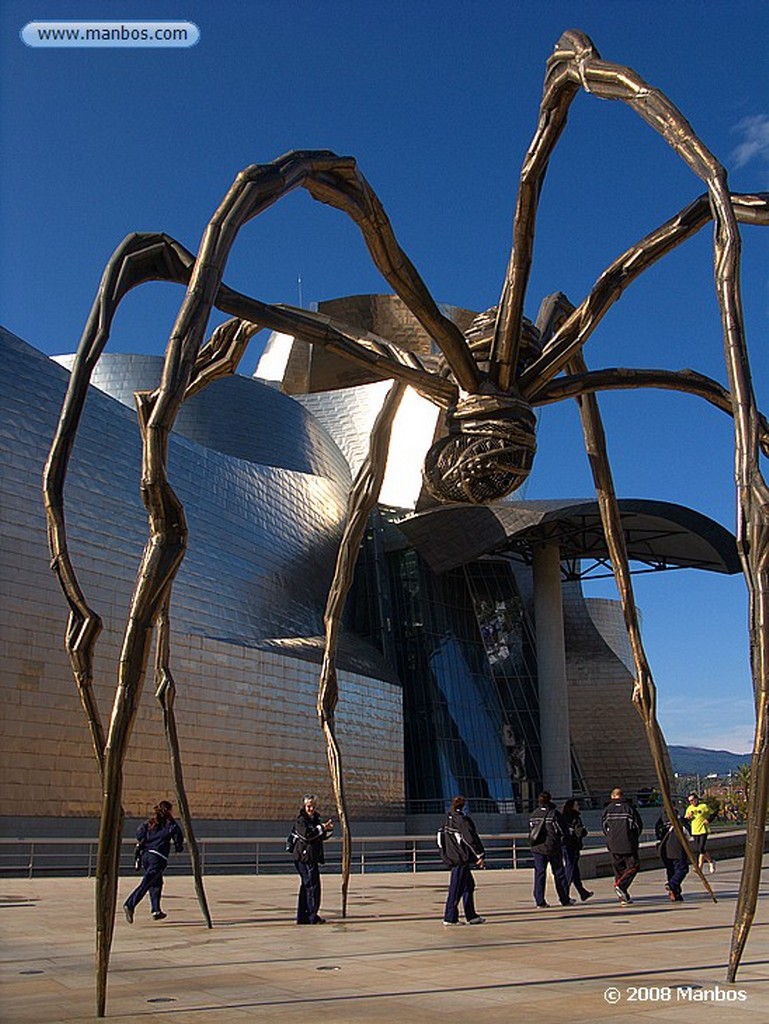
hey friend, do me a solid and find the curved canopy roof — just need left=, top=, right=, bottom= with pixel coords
left=398, top=499, right=740, bottom=579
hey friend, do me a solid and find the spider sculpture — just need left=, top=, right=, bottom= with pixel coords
left=43, top=30, right=769, bottom=1016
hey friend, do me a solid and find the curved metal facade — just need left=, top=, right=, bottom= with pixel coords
left=0, top=328, right=403, bottom=822
left=1, top=298, right=739, bottom=824
left=54, top=352, right=351, bottom=480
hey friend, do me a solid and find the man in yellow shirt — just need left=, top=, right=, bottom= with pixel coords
left=685, top=792, right=715, bottom=873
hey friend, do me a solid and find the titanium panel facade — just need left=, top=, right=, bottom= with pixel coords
left=0, top=328, right=403, bottom=822
left=2, top=299, right=732, bottom=825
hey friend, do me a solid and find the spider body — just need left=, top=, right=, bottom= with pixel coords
left=424, top=307, right=546, bottom=502
left=423, top=389, right=537, bottom=502
left=42, top=29, right=769, bottom=1016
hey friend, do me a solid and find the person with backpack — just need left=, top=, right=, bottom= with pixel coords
left=685, top=792, right=715, bottom=873
left=529, top=791, right=573, bottom=908
left=440, top=795, right=486, bottom=925
left=561, top=798, right=593, bottom=902
left=655, top=807, right=690, bottom=902
left=292, top=794, right=333, bottom=924
left=123, top=800, right=184, bottom=923
left=602, top=787, right=643, bottom=905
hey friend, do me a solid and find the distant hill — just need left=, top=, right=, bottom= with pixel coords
left=669, top=745, right=751, bottom=777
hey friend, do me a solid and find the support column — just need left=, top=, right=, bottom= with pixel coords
left=533, top=543, right=572, bottom=801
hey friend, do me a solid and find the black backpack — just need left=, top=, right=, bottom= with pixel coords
left=437, top=823, right=464, bottom=866
left=570, top=819, right=588, bottom=840
left=530, top=810, right=562, bottom=846
left=529, top=812, right=549, bottom=846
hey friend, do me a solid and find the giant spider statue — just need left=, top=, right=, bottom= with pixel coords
left=43, top=31, right=769, bottom=1016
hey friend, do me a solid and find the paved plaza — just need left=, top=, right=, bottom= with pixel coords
left=1, top=857, right=767, bottom=1023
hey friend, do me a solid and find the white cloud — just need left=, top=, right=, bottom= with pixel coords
left=730, top=114, right=769, bottom=171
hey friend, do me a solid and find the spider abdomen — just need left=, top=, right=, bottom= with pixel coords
left=422, top=393, right=536, bottom=504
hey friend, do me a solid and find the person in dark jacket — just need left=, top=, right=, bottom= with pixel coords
left=293, top=794, right=333, bottom=924
left=441, top=795, right=486, bottom=925
left=123, top=800, right=184, bottom=922
left=602, top=787, right=644, bottom=904
left=561, top=798, right=593, bottom=902
left=655, top=809, right=690, bottom=902
left=529, top=791, right=573, bottom=908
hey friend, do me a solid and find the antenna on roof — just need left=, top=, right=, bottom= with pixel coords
left=297, top=274, right=303, bottom=309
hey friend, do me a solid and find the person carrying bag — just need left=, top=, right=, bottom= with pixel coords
left=441, top=795, right=486, bottom=926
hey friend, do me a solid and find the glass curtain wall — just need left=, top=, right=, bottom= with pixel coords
left=386, top=548, right=543, bottom=813
left=349, top=518, right=592, bottom=813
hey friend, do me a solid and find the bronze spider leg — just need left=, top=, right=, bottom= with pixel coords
left=522, top=192, right=769, bottom=390
left=43, top=230, right=452, bottom=794
left=318, top=380, right=408, bottom=915
left=154, top=599, right=211, bottom=925
left=100, top=320, right=263, bottom=1012
left=47, top=151, right=476, bottom=1014
left=493, top=31, right=767, bottom=979
left=570, top=348, right=718, bottom=900
left=152, top=320, right=262, bottom=934
left=530, top=194, right=769, bottom=926
left=525, top=194, right=769, bottom=933
left=537, top=368, right=769, bottom=454
left=40, top=234, right=214, bottom=1016
left=43, top=240, right=260, bottom=1009
left=533, top=294, right=715, bottom=898
left=111, top=154, right=473, bottom=973
left=43, top=234, right=196, bottom=769
left=493, top=29, right=757, bottom=392
left=538, top=283, right=766, bottom=898
left=219, top=295, right=458, bottom=406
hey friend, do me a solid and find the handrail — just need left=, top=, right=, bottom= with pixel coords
left=0, top=828, right=750, bottom=878
left=0, top=833, right=524, bottom=877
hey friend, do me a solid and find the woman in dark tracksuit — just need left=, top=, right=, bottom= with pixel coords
left=123, top=800, right=184, bottom=923
left=561, top=798, right=593, bottom=902
left=655, top=810, right=690, bottom=901
left=441, top=795, right=486, bottom=925
left=529, top=790, right=572, bottom=907
left=293, top=794, right=333, bottom=924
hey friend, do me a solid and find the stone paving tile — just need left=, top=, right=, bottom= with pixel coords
left=0, top=858, right=766, bottom=1022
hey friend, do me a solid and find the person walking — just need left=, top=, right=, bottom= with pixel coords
left=602, top=787, right=643, bottom=905
left=561, top=798, right=593, bottom=902
left=655, top=808, right=690, bottom=902
left=293, top=794, right=333, bottom=924
left=685, top=792, right=715, bottom=873
left=123, top=800, right=184, bottom=923
left=440, top=795, right=486, bottom=926
left=529, top=791, right=573, bottom=908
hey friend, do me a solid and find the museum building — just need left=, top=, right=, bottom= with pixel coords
left=0, top=297, right=740, bottom=834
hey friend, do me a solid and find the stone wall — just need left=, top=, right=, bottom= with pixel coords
left=564, top=583, right=669, bottom=799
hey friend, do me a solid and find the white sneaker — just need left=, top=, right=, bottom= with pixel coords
left=443, top=920, right=465, bottom=926
left=467, top=916, right=486, bottom=924
left=708, top=862, right=716, bottom=874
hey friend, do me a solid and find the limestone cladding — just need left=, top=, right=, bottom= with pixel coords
left=562, top=582, right=670, bottom=798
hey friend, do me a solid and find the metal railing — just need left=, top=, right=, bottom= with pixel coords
left=0, top=834, right=527, bottom=878
left=0, top=830, right=666, bottom=878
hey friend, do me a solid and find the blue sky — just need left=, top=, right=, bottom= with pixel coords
left=2, top=0, right=768, bottom=753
